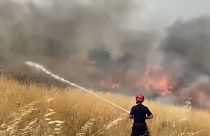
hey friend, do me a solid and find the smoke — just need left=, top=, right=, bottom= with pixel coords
left=0, top=0, right=157, bottom=88
left=1, top=0, right=210, bottom=108
left=158, top=16, right=210, bottom=108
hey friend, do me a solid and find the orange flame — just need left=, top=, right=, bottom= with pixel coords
left=99, top=64, right=173, bottom=94
left=143, top=65, right=172, bottom=95
left=111, top=82, right=121, bottom=90
left=100, top=77, right=121, bottom=90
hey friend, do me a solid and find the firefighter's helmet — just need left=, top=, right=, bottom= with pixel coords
left=136, top=95, right=144, bottom=103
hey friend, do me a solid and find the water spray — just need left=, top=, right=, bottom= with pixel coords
left=25, top=61, right=130, bottom=113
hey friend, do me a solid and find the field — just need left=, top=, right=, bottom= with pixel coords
left=0, top=75, right=210, bottom=136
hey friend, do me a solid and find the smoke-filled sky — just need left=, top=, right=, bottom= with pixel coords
left=133, top=0, right=210, bottom=31
left=11, top=0, right=210, bottom=30
left=1, top=0, right=210, bottom=108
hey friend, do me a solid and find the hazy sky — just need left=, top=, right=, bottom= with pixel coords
left=12, top=0, right=210, bottom=31
left=129, top=0, right=210, bottom=31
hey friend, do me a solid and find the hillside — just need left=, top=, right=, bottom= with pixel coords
left=0, top=76, right=210, bottom=136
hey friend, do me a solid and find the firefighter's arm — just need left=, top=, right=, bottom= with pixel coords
left=129, top=114, right=134, bottom=119
left=129, top=107, right=134, bottom=119
left=146, top=114, right=153, bottom=119
left=146, top=107, right=153, bottom=119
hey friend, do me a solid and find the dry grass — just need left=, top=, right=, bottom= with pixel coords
left=0, top=76, right=210, bottom=136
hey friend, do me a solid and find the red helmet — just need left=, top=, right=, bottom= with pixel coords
left=136, top=94, right=144, bottom=102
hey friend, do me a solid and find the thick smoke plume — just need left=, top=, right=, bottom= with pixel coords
left=0, top=0, right=157, bottom=88
left=158, top=16, right=210, bottom=108
left=0, top=0, right=210, bottom=108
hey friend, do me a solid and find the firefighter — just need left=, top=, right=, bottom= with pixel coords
left=129, top=94, right=153, bottom=136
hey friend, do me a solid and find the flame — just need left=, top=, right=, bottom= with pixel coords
left=100, top=77, right=121, bottom=90
left=99, top=64, right=174, bottom=94
left=143, top=65, right=172, bottom=95
left=111, top=82, right=121, bottom=90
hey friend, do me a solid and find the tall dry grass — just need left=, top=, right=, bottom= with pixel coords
left=0, top=76, right=210, bottom=136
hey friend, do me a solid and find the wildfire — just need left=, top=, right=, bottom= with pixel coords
left=100, top=77, right=121, bottom=90
left=143, top=65, right=172, bottom=95
left=99, top=64, right=174, bottom=95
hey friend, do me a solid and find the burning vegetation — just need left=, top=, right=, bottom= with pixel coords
left=142, top=65, right=173, bottom=96
left=0, top=0, right=210, bottom=109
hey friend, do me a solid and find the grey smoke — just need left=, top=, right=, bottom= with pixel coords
left=1, top=0, right=210, bottom=108
left=159, top=16, right=210, bottom=108
left=0, top=0, right=155, bottom=88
